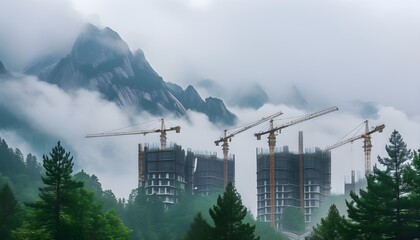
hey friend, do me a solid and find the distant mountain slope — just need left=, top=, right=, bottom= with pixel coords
left=166, top=83, right=236, bottom=126
left=195, top=79, right=308, bottom=110
left=30, top=24, right=236, bottom=125
left=196, top=79, right=269, bottom=109
left=0, top=60, right=10, bottom=76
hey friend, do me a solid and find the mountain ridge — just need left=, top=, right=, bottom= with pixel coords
left=29, top=24, right=237, bottom=125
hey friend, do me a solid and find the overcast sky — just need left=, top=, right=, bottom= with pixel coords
left=1, top=0, right=420, bottom=216
left=69, top=0, right=420, bottom=115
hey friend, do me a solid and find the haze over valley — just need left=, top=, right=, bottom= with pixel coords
left=1, top=0, right=419, bottom=217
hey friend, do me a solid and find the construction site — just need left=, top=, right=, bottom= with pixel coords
left=86, top=107, right=385, bottom=230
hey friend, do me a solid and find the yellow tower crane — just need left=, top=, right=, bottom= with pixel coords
left=86, top=118, right=181, bottom=187
left=254, top=106, right=338, bottom=228
left=324, top=120, right=385, bottom=176
left=85, top=118, right=180, bottom=150
left=215, top=110, right=283, bottom=188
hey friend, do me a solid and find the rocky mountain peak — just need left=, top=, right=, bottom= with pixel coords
left=70, top=24, right=131, bottom=67
left=25, top=24, right=237, bottom=126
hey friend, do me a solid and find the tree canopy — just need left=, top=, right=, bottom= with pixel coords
left=11, top=141, right=131, bottom=240
left=307, top=204, right=347, bottom=240
left=308, top=130, right=420, bottom=240
left=186, top=183, right=260, bottom=240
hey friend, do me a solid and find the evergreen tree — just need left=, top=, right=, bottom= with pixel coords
left=26, top=141, right=83, bottom=239
left=25, top=153, right=42, bottom=180
left=0, top=184, right=19, bottom=239
left=42, top=142, right=83, bottom=238
left=185, top=213, right=211, bottom=240
left=124, top=188, right=164, bottom=240
left=403, top=149, right=420, bottom=238
left=345, top=130, right=413, bottom=239
left=13, top=142, right=131, bottom=240
left=209, top=183, right=260, bottom=240
left=306, top=204, right=346, bottom=240
left=102, top=209, right=132, bottom=239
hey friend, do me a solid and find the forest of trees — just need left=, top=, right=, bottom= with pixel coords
left=0, top=138, right=284, bottom=240
left=307, top=130, right=420, bottom=239
left=1, top=129, right=419, bottom=239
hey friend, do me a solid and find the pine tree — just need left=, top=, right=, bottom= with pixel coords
left=185, top=213, right=211, bottom=240
left=28, top=141, right=83, bottom=240
left=209, top=183, right=260, bottom=240
left=403, top=149, right=420, bottom=238
left=0, top=184, right=19, bottom=239
left=345, top=130, right=413, bottom=239
left=13, top=142, right=131, bottom=240
left=307, top=204, right=347, bottom=240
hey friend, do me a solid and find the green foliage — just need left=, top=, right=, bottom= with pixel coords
left=124, top=188, right=164, bottom=240
left=281, top=207, right=305, bottom=233
left=12, top=142, right=130, bottom=240
left=103, top=209, right=132, bottom=239
left=402, top=149, right=420, bottom=238
left=187, top=183, right=260, bottom=240
left=306, top=130, right=420, bottom=239
left=306, top=193, right=350, bottom=234
left=28, top=141, right=83, bottom=239
left=0, top=137, right=42, bottom=202
left=307, top=204, right=347, bottom=240
left=345, top=130, right=415, bottom=239
left=0, top=184, right=20, bottom=239
left=252, top=219, right=286, bottom=240
left=73, top=170, right=124, bottom=214
left=185, top=213, right=211, bottom=240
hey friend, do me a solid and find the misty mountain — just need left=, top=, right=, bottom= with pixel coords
left=228, top=83, right=269, bottom=109
left=165, top=83, right=236, bottom=125
left=195, top=79, right=308, bottom=110
left=345, top=101, right=379, bottom=119
left=283, top=84, right=308, bottom=109
left=0, top=60, right=10, bottom=76
left=196, top=79, right=269, bottom=109
left=24, top=54, right=61, bottom=76
left=28, top=24, right=236, bottom=125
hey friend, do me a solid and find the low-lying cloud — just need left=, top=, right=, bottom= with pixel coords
left=1, top=75, right=419, bottom=215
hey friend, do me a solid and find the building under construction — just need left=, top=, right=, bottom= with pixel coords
left=138, top=144, right=235, bottom=208
left=256, top=141, right=331, bottom=229
left=138, top=144, right=193, bottom=208
left=189, top=152, right=235, bottom=196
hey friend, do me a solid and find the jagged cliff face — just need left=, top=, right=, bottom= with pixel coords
left=30, top=24, right=237, bottom=125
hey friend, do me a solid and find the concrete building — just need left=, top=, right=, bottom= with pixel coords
left=188, top=151, right=235, bottom=196
left=344, top=170, right=367, bottom=195
left=256, top=140, right=331, bottom=229
left=138, top=144, right=235, bottom=208
left=138, top=144, right=193, bottom=209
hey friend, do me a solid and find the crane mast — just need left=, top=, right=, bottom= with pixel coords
left=214, top=111, right=283, bottom=188
left=324, top=120, right=384, bottom=175
left=254, top=106, right=338, bottom=228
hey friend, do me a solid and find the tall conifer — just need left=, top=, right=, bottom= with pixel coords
left=30, top=141, right=83, bottom=240
left=209, top=183, right=260, bottom=240
left=346, top=130, right=413, bottom=239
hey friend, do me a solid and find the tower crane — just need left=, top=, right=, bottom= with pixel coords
left=324, top=120, right=385, bottom=176
left=214, top=111, right=283, bottom=188
left=85, top=118, right=180, bottom=150
left=254, top=106, right=338, bottom=228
